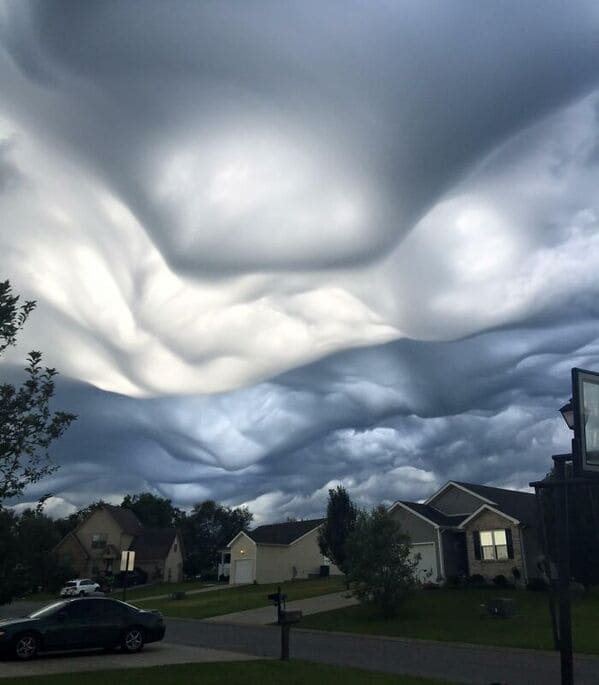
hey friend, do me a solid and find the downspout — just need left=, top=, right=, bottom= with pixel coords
left=519, top=524, right=528, bottom=584
left=436, top=527, right=446, bottom=582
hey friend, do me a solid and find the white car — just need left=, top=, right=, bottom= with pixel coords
left=59, top=579, right=100, bottom=597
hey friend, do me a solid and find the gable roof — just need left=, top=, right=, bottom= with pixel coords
left=129, top=528, right=178, bottom=561
left=393, top=501, right=468, bottom=528
left=247, top=518, right=325, bottom=545
left=104, top=505, right=144, bottom=535
left=459, top=504, right=521, bottom=528
left=452, top=482, right=538, bottom=527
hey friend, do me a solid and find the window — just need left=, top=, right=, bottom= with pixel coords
left=476, top=529, right=512, bottom=560
left=91, top=533, right=107, bottom=549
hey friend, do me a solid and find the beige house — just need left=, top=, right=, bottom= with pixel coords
left=389, top=481, right=543, bottom=584
left=54, top=504, right=184, bottom=583
left=226, top=518, right=343, bottom=585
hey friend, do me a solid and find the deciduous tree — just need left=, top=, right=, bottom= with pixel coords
left=0, top=280, right=76, bottom=502
left=346, top=505, right=418, bottom=618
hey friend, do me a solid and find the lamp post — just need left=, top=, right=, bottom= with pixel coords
left=530, top=403, right=575, bottom=685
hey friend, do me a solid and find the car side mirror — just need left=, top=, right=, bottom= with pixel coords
left=57, top=611, right=68, bottom=622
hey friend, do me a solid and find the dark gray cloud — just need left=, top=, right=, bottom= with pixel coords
left=2, top=2, right=599, bottom=521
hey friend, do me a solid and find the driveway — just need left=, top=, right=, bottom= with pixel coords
left=165, top=618, right=599, bottom=685
left=0, top=642, right=260, bottom=678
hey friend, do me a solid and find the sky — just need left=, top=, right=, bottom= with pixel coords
left=1, top=1, right=599, bottom=523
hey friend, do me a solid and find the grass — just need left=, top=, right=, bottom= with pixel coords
left=0, top=660, right=458, bottom=685
left=118, top=581, right=212, bottom=601
left=300, top=587, right=599, bottom=654
left=141, top=576, right=345, bottom=619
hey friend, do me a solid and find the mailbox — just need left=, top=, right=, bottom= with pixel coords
left=279, top=610, right=302, bottom=625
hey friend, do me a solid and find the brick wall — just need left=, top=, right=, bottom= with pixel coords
left=464, top=509, right=525, bottom=581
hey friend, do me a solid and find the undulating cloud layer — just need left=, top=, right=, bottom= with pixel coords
left=1, top=1, right=599, bottom=521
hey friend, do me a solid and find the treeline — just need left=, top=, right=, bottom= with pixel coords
left=0, top=492, right=252, bottom=602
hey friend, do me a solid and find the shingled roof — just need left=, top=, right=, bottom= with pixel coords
left=247, top=518, right=325, bottom=545
left=130, top=528, right=179, bottom=561
left=453, top=481, right=538, bottom=527
left=397, top=501, right=468, bottom=527
left=104, top=505, right=144, bottom=535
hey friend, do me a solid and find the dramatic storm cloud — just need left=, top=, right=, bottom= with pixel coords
left=1, top=1, right=599, bottom=520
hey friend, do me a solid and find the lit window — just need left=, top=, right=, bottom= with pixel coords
left=479, top=529, right=510, bottom=560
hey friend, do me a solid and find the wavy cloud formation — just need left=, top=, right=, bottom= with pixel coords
left=1, top=2, right=599, bottom=518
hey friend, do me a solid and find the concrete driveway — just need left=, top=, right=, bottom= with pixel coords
left=0, top=641, right=260, bottom=678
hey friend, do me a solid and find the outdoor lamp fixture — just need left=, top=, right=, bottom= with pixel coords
left=559, top=399, right=574, bottom=431
left=239, top=549, right=245, bottom=555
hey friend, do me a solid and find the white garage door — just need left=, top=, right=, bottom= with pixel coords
left=410, top=543, right=438, bottom=583
left=233, top=559, right=253, bottom=584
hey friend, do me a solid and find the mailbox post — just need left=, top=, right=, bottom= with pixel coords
left=267, top=586, right=302, bottom=660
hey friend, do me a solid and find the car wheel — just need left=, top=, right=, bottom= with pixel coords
left=121, top=627, right=144, bottom=654
left=14, top=633, right=39, bottom=661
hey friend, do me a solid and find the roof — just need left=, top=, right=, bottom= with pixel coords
left=396, top=502, right=468, bottom=528
left=451, top=482, right=538, bottom=527
left=130, top=528, right=178, bottom=561
left=104, top=505, right=144, bottom=535
left=247, top=518, right=325, bottom=545
left=397, top=501, right=468, bottom=527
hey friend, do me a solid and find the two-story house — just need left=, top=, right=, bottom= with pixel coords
left=54, top=504, right=184, bottom=583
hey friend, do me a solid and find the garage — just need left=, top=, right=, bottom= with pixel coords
left=233, top=558, right=253, bottom=584
left=410, top=542, right=438, bottom=583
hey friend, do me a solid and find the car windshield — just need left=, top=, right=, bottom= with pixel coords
left=28, top=601, right=68, bottom=618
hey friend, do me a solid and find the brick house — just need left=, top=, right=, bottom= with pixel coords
left=389, top=481, right=543, bottom=583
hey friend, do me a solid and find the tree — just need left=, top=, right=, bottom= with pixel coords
left=346, top=505, right=418, bottom=618
left=0, top=280, right=76, bottom=502
left=181, top=500, right=253, bottom=578
left=120, top=492, right=183, bottom=528
left=318, top=485, right=357, bottom=574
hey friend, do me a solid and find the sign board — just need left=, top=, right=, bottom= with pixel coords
left=120, top=550, right=135, bottom=572
left=572, top=368, right=599, bottom=477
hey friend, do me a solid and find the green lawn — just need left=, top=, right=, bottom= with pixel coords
left=0, top=660, right=458, bottom=685
left=300, top=587, right=599, bottom=654
left=141, top=577, right=345, bottom=619
left=120, top=580, right=212, bottom=601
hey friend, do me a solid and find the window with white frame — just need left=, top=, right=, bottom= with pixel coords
left=479, top=529, right=509, bottom=560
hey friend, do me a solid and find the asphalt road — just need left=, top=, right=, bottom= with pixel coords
left=165, top=618, right=599, bottom=685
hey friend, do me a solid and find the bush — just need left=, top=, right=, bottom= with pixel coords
left=492, top=574, right=510, bottom=588
left=445, top=575, right=463, bottom=588
left=526, top=577, right=548, bottom=591
left=346, top=506, right=418, bottom=618
left=466, top=573, right=486, bottom=587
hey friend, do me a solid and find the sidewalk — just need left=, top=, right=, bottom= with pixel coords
left=204, top=591, right=358, bottom=625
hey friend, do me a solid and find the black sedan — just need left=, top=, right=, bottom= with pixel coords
left=0, top=597, right=165, bottom=660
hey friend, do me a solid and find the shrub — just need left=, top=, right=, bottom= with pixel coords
left=492, top=574, right=510, bottom=588
left=445, top=575, right=462, bottom=588
left=526, top=577, right=548, bottom=591
left=466, top=573, right=486, bottom=587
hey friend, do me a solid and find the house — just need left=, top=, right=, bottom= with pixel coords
left=54, top=504, right=184, bottom=583
left=225, top=518, right=344, bottom=584
left=389, top=481, right=543, bottom=584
